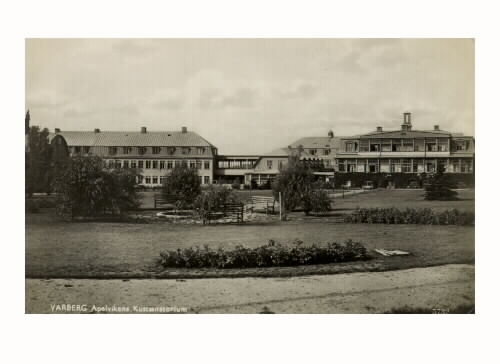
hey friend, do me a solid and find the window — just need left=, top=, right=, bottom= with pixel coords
left=347, top=161, right=356, bottom=172
left=152, top=147, right=161, bottom=154
left=402, top=159, right=412, bottom=173
left=267, top=160, right=273, bottom=169
left=379, top=160, right=389, bottom=173
left=167, top=161, right=173, bottom=169
left=159, top=161, right=165, bottom=169
left=138, top=147, right=147, bottom=155
left=451, top=159, right=460, bottom=172
left=309, top=149, right=317, bottom=155
left=437, top=139, right=449, bottom=152
left=426, top=160, right=436, bottom=173
left=197, top=147, right=205, bottom=155
left=461, top=159, right=473, bottom=173
left=414, top=139, right=425, bottom=152
left=167, top=147, right=176, bottom=155
left=182, top=147, right=190, bottom=155
left=160, top=176, right=166, bottom=185
left=391, top=139, right=402, bottom=152
left=196, top=161, right=202, bottom=169
left=338, top=160, right=346, bottom=172
left=74, top=146, right=81, bottom=154
left=145, top=176, right=151, bottom=184
left=345, top=142, right=357, bottom=152
left=381, top=141, right=391, bottom=152
left=131, top=160, right=137, bottom=168
left=360, top=140, right=369, bottom=152
left=181, top=160, right=188, bottom=167
left=323, top=149, right=331, bottom=156
left=402, top=140, right=414, bottom=152
left=369, top=160, right=379, bottom=173
left=123, top=160, right=129, bottom=169
left=152, top=160, right=158, bottom=169
left=174, top=161, right=181, bottom=168
left=204, top=161, right=210, bottom=169
left=189, top=161, right=196, bottom=169
left=138, top=160, right=144, bottom=168
left=278, top=160, right=284, bottom=170
left=145, top=160, right=151, bottom=169
left=137, top=175, right=144, bottom=184
left=108, top=147, right=117, bottom=155
left=390, top=159, right=402, bottom=173
left=369, top=140, right=380, bottom=152
left=204, top=176, right=210, bottom=185
left=123, top=147, right=131, bottom=154
left=152, top=176, right=158, bottom=184
left=356, top=160, right=366, bottom=172
left=115, top=160, right=122, bottom=169
left=83, top=146, right=90, bottom=154
left=426, top=141, right=437, bottom=152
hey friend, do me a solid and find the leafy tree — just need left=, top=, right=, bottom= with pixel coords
left=303, top=189, right=331, bottom=215
left=424, top=163, right=458, bottom=201
left=162, top=164, right=201, bottom=209
left=272, top=156, right=315, bottom=215
left=26, top=124, right=52, bottom=196
left=52, top=156, right=140, bottom=219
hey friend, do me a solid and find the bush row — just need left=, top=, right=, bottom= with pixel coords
left=344, top=207, right=474, bottom=226
left=158, top=239, right=369, bottom=269
left=334, top=172, right=475, bottom=189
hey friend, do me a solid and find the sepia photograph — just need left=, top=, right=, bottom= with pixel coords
left=25, top=38, right=475, bottom=314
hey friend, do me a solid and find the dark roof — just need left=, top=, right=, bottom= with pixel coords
left=49, top=130, right=215, bottom=147
left=288, top=136, right=344, bottom=149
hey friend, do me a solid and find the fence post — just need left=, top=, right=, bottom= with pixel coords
left=279, top=192, right=282, bottom=221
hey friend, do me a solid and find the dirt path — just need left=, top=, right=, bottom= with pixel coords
left=26, top=264, right=474, bottom=314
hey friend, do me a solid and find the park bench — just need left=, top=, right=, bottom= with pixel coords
left=201, top=202, right=245, bottom=225
left=248, top=196, right=276, bottom=214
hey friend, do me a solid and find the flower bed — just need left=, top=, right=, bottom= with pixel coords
left=343, top=208, right=474, bottom=226
left=158, top=239, right=369, bottom=269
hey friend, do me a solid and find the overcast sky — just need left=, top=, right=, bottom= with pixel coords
left=26, top=39, right=474, bottom=154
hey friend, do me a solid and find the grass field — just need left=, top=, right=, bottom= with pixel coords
left=26, top=189, right=474, bottom=278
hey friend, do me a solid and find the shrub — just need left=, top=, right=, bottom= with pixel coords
left=158, top=239, right=369, bottom=269
left=193, top=186, right=240, bottom=224
left=162, top=165, right=201, bottom=209
left=344, top=208, right=474, bottom=226
left=303, top=189, right=331, bottom=215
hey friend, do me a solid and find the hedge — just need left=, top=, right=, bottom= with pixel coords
left=334, top=172, right=475, bottom=189
left=158, top=239, right=369, bottom=269
left=344, top=208, right=474, bottom=226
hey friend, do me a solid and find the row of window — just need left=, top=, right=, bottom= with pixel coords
left=217, top=160, right=257, bottom=169
left=138, top=175, right=211, bottom=185
left=106, top=159, right=210, bottom=170
left=338, top=159, right=474, bottom=173
left=343, top=138, right=473, bottom=153
left=72, top=146, right=210, bottom=156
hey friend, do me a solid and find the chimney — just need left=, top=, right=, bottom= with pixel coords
left=55, top=128, right=61, bottom=133
left=404, top=112, right=411, bottom=124
left=401, top=112, right=412, bottom=131
left=141, top=126, right=147, bottom=133
left=376, top=126, right=383, bottom=132
left=181, top=126, right=187, bottom=133
left=434, top=125, right=440, bottom=131
left=328, top=130, right=334, bottom=138
left=94, top=128, right=100, bottom=133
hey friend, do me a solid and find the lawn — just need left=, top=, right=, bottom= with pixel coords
left=26, top=215, right=474, bottom=278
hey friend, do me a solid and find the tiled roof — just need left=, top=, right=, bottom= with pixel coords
left=288, top=136, right=343, bottom=150
left=49, top=131, right=215, bottom=147
left=262, top=147, right=319, bottom=159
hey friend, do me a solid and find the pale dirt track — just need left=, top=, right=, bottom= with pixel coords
left=26, top=264, right=474, bottom=314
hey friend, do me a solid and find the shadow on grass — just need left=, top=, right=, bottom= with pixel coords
left=385, top=304, right=474, bottom=314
